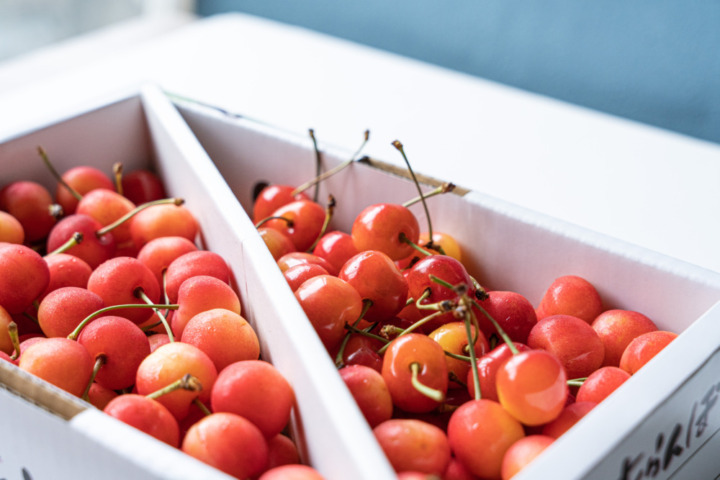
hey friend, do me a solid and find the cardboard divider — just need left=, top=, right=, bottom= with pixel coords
left=175, top=98, right=720, bottom=479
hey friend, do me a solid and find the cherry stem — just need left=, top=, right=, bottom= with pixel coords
left=82, top=354, right=106, bottom=402
left=38, top=146, right=83, bottom=201
left=45, top=232, right=83, bottom=257
left=145, top=373, right=202, bottom=400
left=376, top=309, right=444, bottom=355
left=402, top=182, right=456, bottom=208
left=136, top=289, right=175, bottom=343
left=393, top=140, right=434, bottom=247
left=567, top=378, right=587, bottom=387
left=399, top=232, right=435, bottom=257
left=307, top=194, right=336, bottom=253
left=460, top=295, right=482, bottom=401
left=448, top=371, right=468, bottom=390
left=193, top=398, right=212, bottom=417
left=254, top=215, right=294, bottom=229
left=292, top=130, right=370, bottom=197
left=471, top=298, right=519, bottom=355
left=334, top=298, right=373, bottom=367
left=409, top=362, right=445, bottom=403
left=470, top=276, right=489, bottom=301
left=8, top=321, right=20, bottom=361
left=308, top=129, right=321, bottom=203
left=96, top=197, right=184, bottom=237
left=113, top=162, right=124, bottom=196
left=344, top=323, right=388, bottom=344
left=66, top=302, right=178, bottom=341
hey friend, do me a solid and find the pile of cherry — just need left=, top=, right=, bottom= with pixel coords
left=0, top=154, right=325, bottom=480
left=253, top=144, right=679, bottom=480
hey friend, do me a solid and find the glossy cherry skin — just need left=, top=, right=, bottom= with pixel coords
left=76, top=188, right=136, bottom=246
left=283, top=263, right=329, bottom=292
left=0, top=180, right=57, bottom=243
left=263, top=200, right=326, bottom=253
left=428, top=321, right=489, bottom=389
left=54, top=165, right=114, bottom=215
left=592, top=309, right=658, bottom=367
left=129, top=203, right=199, bottom=249
left=475, top=290, right=538, bottom=345
left=496, top=349, right=568, bottom=426
left=0, top=243, right=50, bottom=314
left=46, top=214, right=116, bottom=269
left=120, top=168, right=167, bottom=205
left=41, top=253, right=93, bottom=299
left=339, top=364, right=393, bottom=428
left=252, top=184, right=310, bottom=224
left=104, top=394, right=180, bottom=447
left=467, top=342, right=531, bottom=402
left=351, top=203, right=420, bottom=261
left=258, top=226, right=297, bottom=261
left=164, top=250, right=231, bottom=304
left=277, top=251, right=337, bottom=276
left=447, top=399, right=525, bottom=479
left=0, top=210, right=24, bottom=244
left=18, top=337, right=93, bottom=397
left=501, top=435, right=555, bottom=480
left=619, top=330, right=678, bottom=374
left=37, top=286, right=105, bottom=338
left=294, top=275, right=363, bottom=352
left=172, top=275, right=242, bottom=339
left=374, top=418, right=451, bottom=475
left=136, top=235, right=198, bottom=288
left=312, top=230, right=359, bottom=274
left=338, top=250, right=409, bottom=323
left=381, top=333, right=448, bottom=413
left=536, top=275, right=603, bottom=324
left=576, top=366, right=631, bottom=404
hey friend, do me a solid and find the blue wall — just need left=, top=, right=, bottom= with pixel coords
left=197, top=1, right=720, bottom=145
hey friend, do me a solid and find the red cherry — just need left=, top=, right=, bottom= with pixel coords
left=76, top=189, right=136, bottom=246
left=136, top=235, right=198, bottom=288
left=0, top=305, right=16, bottom=355
left=0, top=211, right=24, bottom=244
left=381, top=333, right=448, bottom=413
left=85, top=382, right=118, bottom=410
left=447, top=399, right=525, bottom=479
left=591, top=309, right=658, bottom=367
left=619, top=330, right=677, bottom=374
left=337, top=332, right=384, bottom=372
left=264, top=433, right=301, bottom=471
left=466, top=342, right=531, bottom=402
left=351, top=203, right=420, bottom=261
left=18, top=337, right=93, bottom=397
left=37, top=286, right=105, bottom=338
left=0, top=180, right=58, bottom=243
left=164, top=250, right=231, bottom=304
left=258, top=226, right=297, bottom=261
left=46, top=214, right=116, bottom=269
left=576, top=366, right=631, bottom=404
left=373, top=418, right=451, bottom=475
left=536, top=275, right=603, bottom=323
left=172, top=275, right=242, bottom=339
left=501, top=435, right=555, bottom=480
left=283, top=263, right=330, bottom=292
left=339, top=364, right=393, bottom=428
left=258, top=464, right=324, bottom=480
left=252, top=184, right=310, bottom=224
left=277, top=251, right=337, bottom=276
left=496, top=349, right=568, bottom=426
left=475, top=290, right=538, bottom=344
left=211, top=360, right=294, bottom=439
left=338, top=250, right=409, bottom=322
left=263, top=199, right=326, bottom=253
left=104, top=394, right=180, bottom=447
left=120, top=169, right=167, bottom=205
left=129, top=203, right=199, bottom=249
left=312, top=230, right=359, bottom=274
left=294, top=275, right=363, bottom=352
left=0, top=243, right=50, bottom=314
left=54, top=165, right=114, bottom=215
left=41, top=253, right=93, bottom=299
left=541, top=401, right=596, bottom=439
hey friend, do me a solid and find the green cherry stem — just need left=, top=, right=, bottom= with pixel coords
left=254, top=215, right=293, bottom=229
left=399, top=232, right=436, bottom=257
left=38, top=146, right=82, bottom=201
left=135, top=289, right=175, bottom=343
left=392, top=140, right=434, bottom=247
left=334, top=298, right=373, bottom=368
left=567, top=378, right=587, bottom=387
left=460, top=295, right=482, bottom=401
left=193, top=398, right=212, bottom=417
left=471, top=298, right=519, bottom=355
left=402, top=182, right=456, bottom=208
left=96, top=197, right=184, bottom=237
left=45, top=232, right=83, bottom=257
left=409, top=362, right=445, bottom=403
left=145, top=374, right=202, bottom=400
left=292, top=129, right=370, bottom=197
left=344, top=323, right=388, bottom=345
left=66, top=302, right=178, bottom=341
left=82, top=354, right=107, bottom=402
left=308, top=129, right=322, bottom=203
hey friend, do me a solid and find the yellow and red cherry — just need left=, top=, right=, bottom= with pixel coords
left=294, top=274, right=363, bottom=352
left=120, top=168, right=167, bottom=205
left=541, top=401, right=596, bottom=439
left=536, top=275, right=604, bottom=323
left=164, top=250, right=231, bottom=304
left=338, top=250, right=409, bottom=323
left=129, top=203, right=199, bottom=249
left=619, top=330, right=677, bottom=374
left=277, top=251, right=337, bottom=276
left=576, top=366, right=631, bottom=404
left=496, top=349, right=568, bottom=426
left=351, top=203, right=420, bottom=261
left=258, top=226, right=296, bottom=261
left=252, top=184, right=310, bottom=224
left=18, top=337, right=93, bottom=397
left=103, top=393, right=180, bottom=447
left=211, top=360, right=294, bottom=439
left=591, top=309, right=658, bottom=367
left=41, top=253, right=93, bottom=299
left=0, top=243, right=50, bottom=314
left=466, top=342, right=531, bottom=402
left=0, top=211, right=24, bottom=244
left=181, top=308, right=260, bottom=372
left=37, top=286, right=105, bottom=338
left=263, top=199, right=326, bottom=253
left=136, top=235, right=198, bottom=287
left=46, top=214, right=116, bottom=269
left=283, top=263, right=329, bottom=292
left=87, top=256, right=161, bottom=325
left=76, top=188, right=136, bottom=246
left=428, top=321, right=489, bottom=389
left=527, top=314, right=605, bottom=379
left=0, top=180, right=58, bottom=243
left=312, top=230, right=359, bottom=274
left=339, top=364, right=393, bottom=428
left=76, top=315, right=151, bottom=391
left=172, top=275, right=242, bottom=338
left=373, top=418, right=451, bottom=476
left=135, top=342, right=218, bottom=421
left=475, top=290, right=538, bottom=344
left=54, top=165, right=114, bottom=215
left=501, top=435, right=555, bottom=480
left=381, top=333, right=448, bottom=413
left=447, top=399, right=525, bottom=479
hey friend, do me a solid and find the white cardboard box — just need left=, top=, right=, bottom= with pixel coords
left=0, top=85, right=393, bottom=480
left=175, top=99, right=720, bottom=479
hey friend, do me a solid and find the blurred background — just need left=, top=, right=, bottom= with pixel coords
left=2, top=0, right=719, bottom=145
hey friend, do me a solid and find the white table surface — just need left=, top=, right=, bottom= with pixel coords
left=1, top=12, right=719, bottom=274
